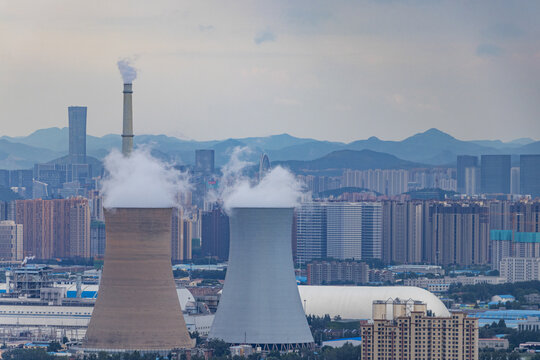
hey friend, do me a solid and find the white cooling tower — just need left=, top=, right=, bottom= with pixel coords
left=209, top=207, right=314, bottom=350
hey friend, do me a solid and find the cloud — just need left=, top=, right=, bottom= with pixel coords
left=476, top=43, right=503, bottom=57
left=254, top=29, right=276, bottom=44
left=198, top=24, right=215, bottom=32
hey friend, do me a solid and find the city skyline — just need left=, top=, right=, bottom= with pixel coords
left=2, top=1, right=540, bottom=142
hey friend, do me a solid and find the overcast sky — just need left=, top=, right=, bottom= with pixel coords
left=1, top=1, right=539, bottom=142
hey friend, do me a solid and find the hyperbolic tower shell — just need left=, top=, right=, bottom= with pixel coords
left=209, top=207, right=314, bottom=349
left=83, top=208, right=193, bottom=352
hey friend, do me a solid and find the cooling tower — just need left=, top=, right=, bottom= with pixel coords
left=83, top=208, right=193, bottom=352
left=121, top=83, right=134, bottom=156
left=209, top=207, right=314, bottom=350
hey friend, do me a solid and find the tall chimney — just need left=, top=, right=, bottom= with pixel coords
left=121, top=83, right=134, bottom=156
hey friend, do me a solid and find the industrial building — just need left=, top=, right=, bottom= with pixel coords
left=209, top=208, right=314, bottom=350
left=83, top=208, right=193, bottom=352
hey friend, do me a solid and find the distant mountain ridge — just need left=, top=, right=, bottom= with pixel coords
left=0, top=127, right=538, bottom=169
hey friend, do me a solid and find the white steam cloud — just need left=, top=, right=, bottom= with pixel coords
left=211, top=147, right=304, bottom=213
left=101, top=148, right=190, bottom=208
left=117, top=58, right=137, bottom=83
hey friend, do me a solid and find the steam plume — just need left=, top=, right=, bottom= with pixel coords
left=117, top=58, right=137, bottom=83
left=211, top=147, right=304, bottom=213
left=101, top=148, right=190, bottom=208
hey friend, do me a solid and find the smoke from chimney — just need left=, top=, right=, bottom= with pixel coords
left=207, top=147, right=304, bottom=213
left=117, top=58, right=137, bottom=83
left=101, top=148, right=191, bottom=209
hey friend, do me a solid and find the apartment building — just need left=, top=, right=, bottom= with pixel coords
left=361, top=299, right=478, bottom=360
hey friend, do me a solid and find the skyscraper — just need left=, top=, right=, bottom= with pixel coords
left=480, top=155, right=511, bottom=194
left=296, top=202, right=327, bottom=266
left=457, top=155, right=478, bottom=194
left=326, top=202, right=363, bottom=260
left=201, top=208, right=230, bottom=260
left=171, top=208, right=192, bottom=261
left=361, top=202, right=382, bottom=259
left=428, top=202, right=489, bottom=266
left=520, top=155, right=540, bottom=198
left=68, top=106, right=87, bottom=164
left=382, top=201, right=423, bottom=264
left=195, top=149, right=215, bottom=175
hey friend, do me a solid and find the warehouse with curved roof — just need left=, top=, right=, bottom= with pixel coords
left=297, top=285, right=450, bottom=319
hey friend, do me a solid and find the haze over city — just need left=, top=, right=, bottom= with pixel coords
left=1, top=2, right=540, bottom=360
left=2, top=1, right=540, bottom=142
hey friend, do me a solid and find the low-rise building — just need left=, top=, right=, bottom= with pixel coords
left=360, top=299, right=478, bottom=360
left=518, top=316, right=540, bottom=332
left=478, top=338, right=509, bottom=350
left=500, top=257, right=540, bottom=283
left=307, top=260, right=369, bottom=285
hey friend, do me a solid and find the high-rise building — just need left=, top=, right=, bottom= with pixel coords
left=520, top=155, right=540, bottom=198
left=195, top=149, right=215, bottom=175
left=341, top=169, right=408, bottom=196
left=480, top=155, right=511, bottom=194
left=465, top=166, right=480, bottom=195
left=68, top=106, right=87, bottom=164
left=382, top=201, right=423, bottom=264
left=15, top=199, right=54, bottom=259
left=361, top=202, right=383, bottom=259
left=326, top=202, right=363, bottom=260
left=0, top=220, right=23, bottom=261
left=361, top=299, right=478, bottom=360
left=171, top=208, right=192, bottom=261
left=307, top=260, right=368, bottom=285
left=428, top=202, right=489, bottom=266
left=69, top=202, right=90, bottom=258
left=296, top=202, right=327, bottom=266
left=457, top=155, right=478, bottom=194
left=201, top=208, right=230, bottom=260
left=15, top=198, right=90, bottom=259
left=0, top=170, right=9, bottom=188
left=511, top=167, right=520, bottom=195
left=90, top=220, right=106, bottom=257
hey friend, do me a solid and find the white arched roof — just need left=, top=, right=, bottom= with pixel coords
left=176, top=288, right=196, bottom=310
left=298, top=286, right=450, bottom=319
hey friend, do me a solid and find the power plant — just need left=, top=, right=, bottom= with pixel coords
left=121, top=83, right=134, bottom=156
left=209, top=207, right=314, bottom=350
left=83, top=208, right=193, bottom=352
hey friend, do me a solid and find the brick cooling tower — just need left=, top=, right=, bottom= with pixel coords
left=209, top=207, right=314, bottom=350
left=83, top=208, right=193, bottom=352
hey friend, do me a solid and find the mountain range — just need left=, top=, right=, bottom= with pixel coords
left=0, top=127, right=538, bottom=170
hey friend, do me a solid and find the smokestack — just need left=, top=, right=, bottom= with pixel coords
left=122, top=83, right=134, bottom=156
left=83, top=208, right=193, bottom=352
left=209, top=207, right=314, bottom=350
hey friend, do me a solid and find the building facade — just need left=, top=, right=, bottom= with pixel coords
left=520, top=155, right=540, bottom=198
left=480, top=155, right=511, bottom=194
left=296, top=202, right=327, bottom=266
left=201, top=208, right=230, bottom=261
left=68, top=106, right=87, bottom=164
left=500, top=257, right=540, bottom=283
left=306, top=260, right=368, bottom=285
left=0, top=220, right=23, bottom=261
left=361, top=300, right=478, bottom=360
left=457, top=155, right=478, bottom=194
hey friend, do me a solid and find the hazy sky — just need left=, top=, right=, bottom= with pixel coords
left=1, top=1, right=539, bottom=142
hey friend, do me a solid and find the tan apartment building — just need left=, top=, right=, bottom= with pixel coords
left=361, top=299, right=478, bottom=360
